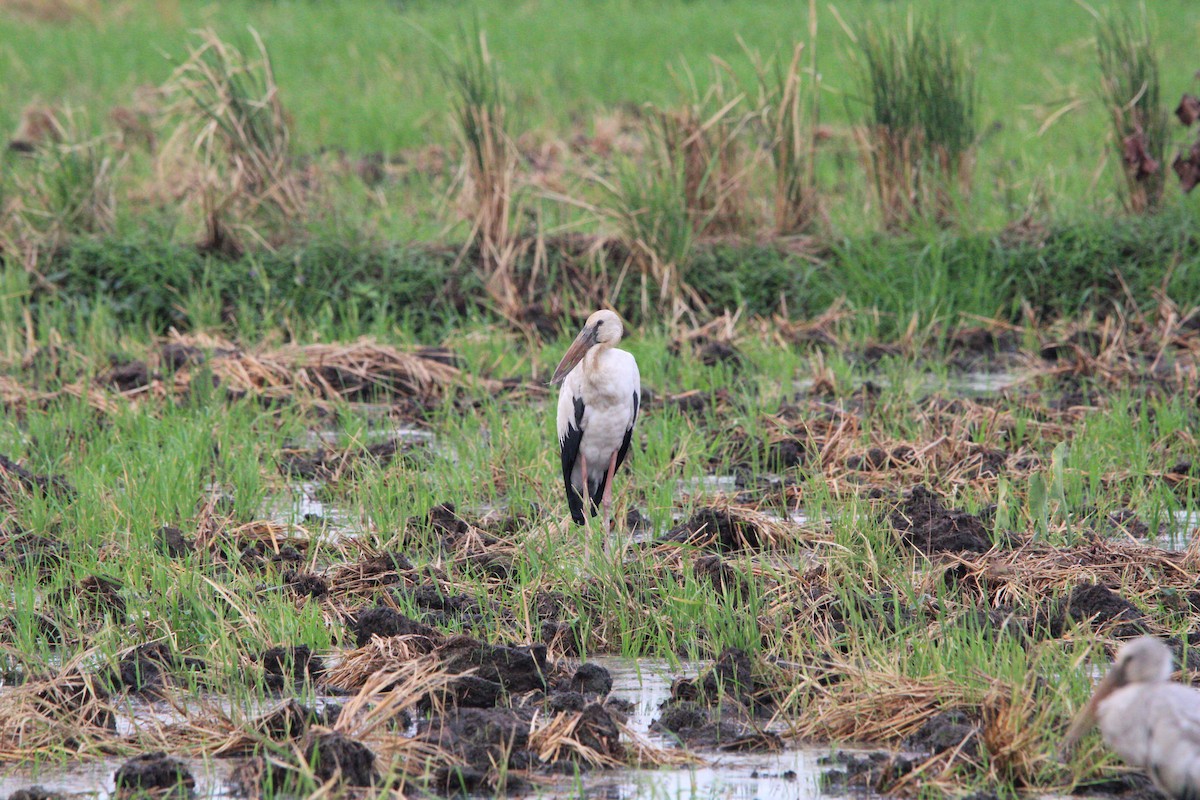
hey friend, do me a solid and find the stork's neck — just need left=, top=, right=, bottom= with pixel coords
left=582, top=342, right=619, bottom=392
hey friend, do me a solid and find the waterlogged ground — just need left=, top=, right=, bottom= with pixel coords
left=0, top=309, right=1198, bottom=799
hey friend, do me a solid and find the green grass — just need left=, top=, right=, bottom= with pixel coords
left=2, top=0, right=1198, bottom=226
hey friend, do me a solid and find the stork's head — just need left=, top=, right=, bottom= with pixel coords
left=1110, top=636, right=1173, bottom=685
left=550, top=310, right=624, bottom=385
left=1061, top=636, right=1174, bottom=754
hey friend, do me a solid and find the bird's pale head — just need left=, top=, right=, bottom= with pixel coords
left=1061, top=636, right=1174, bottom=755
left=586, top=309, right=624, bottom=346
left=550, top=309, right=625, bottom=385
left=1112, top=636, right=1173, bottom=685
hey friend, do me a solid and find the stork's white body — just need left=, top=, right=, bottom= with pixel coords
left=551, top=310, right=640, bottom=526
left=1094, top=680, right=1200, bottom=798
left=1066, top=637, right=1200, bottom=800
left=557, top=348, right=640, bottom=499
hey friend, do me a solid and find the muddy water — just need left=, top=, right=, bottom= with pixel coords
left=0, top=659, right=839, bottom=799
left=591, top=657, right=834, bottom=800
left=0, top=758, right=236, bottom=799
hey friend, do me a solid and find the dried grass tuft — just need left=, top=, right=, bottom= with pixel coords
left=160, top=27, right=305, bottom=256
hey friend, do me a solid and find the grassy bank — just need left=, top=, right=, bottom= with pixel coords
left=8, top=204, right=1198, bottom=342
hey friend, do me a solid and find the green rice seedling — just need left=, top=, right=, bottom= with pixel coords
left=855, top=15, right=977, bottom=229
left=161, top=27, right=305, bottom=256
left=1095, top=7, right=1169, bottom=214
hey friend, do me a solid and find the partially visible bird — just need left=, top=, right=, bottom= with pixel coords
left=551, top=310, right=640, bottom=527
left=1063, top=636, right=1200, bottom=799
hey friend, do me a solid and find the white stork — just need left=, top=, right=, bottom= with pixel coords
left=550, top=310, right=640, bottom=527
left=1063, top=636, right=1200, bottom=799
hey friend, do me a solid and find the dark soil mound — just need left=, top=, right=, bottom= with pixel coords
left=8, top=787, right=66, bottom=800
left=2, top=532, right=68, bottom=577
left=820, top=751, right=923, bottom=794
left=306, top=732, right=376, bottom=786
left=663, top=508, right=762, bottom=551
left=438, top=636, right=548, bottom=693
left=0, top=454, right=74, bottom=498
left=420, top=707, right=532, bottom=767
left=252, top=699, right=337, bottom=741
left=113, top=751, right=195, bottom=793
left=694, top=554, right=747, bottom=594
left=156, top=525, right=195, bottom=558
left=108, top=643, right=205, bottom=694
left=259, top=644, right=325, bottom=690
left=903, top=710, right=980, bottom=757
left=651, top=701, right=780, bottom=750
left=237, top=541, right=304, bottom=571
left=700, top=647, right=755, bottom=705
left=890, top=486, right=991, bottom=553
left=284, top=570, right=329, bottom=598
left=570, top=663, right=613, bottom=696
left=1038, top=582, right=1149, bottom=639
left=351, top=606, right=439, bottom=647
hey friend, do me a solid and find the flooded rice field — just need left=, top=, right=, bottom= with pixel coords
left=0, top=316, right=1198, bottom=799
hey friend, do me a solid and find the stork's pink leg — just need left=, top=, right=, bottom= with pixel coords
left=602, top=450, right=619, bottom=532
left=578, top=450, right=589, bottom=510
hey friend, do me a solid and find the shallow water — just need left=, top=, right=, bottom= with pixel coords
left=795, top=369, right=1022, bottom=399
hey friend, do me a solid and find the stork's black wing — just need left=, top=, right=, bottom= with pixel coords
left=561, top=396, right=587, bottom=525
left=590, top=390, right=639, bottom=511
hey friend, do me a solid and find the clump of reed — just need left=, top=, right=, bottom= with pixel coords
left=1095, top=8, right=1169, bottom=213
left=3, top=106, right=117, bottom=246
left=442, top=28, right=523, bottom=315
left=747, top=8, right=822, bottom=235
left=855, top=16, right=977, bottom=229
left=160, top=27, right=306, bottom=257
left=587, top=60, right=757, bottom=315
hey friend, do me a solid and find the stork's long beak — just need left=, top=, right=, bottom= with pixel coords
left=1061, top=668, right=1121, bottom=755
left=550, top=324, right=597, bottom=385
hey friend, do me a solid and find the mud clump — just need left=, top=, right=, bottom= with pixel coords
left=903, top=709, right=980, bottom=757
left=307, top=732, right=376, bottom=786
left=113, top=751, right=195, bottom=794
left=438, top=636, right=548, bottom=694
left=651, top=701, right=780, bottom=751
left=252, top=699, right=338, bottom=740
left=259, top=644, right=325, bottom=690
left=420, top=706, right=531, bottom=767
left=663, top=508, right=763, bottom=552
left=890, top=486, right=991, bottom=554
left=237, top=541, right=303, bottom=572
left=156, top=525, right=194, bottom=558
left=700, top=647, right=755, bottom=705
left=107, top=643, right=206, bottom=694
left=406, top=583, right=491, bottom=628
left=284, top=570, right=329, bottom=598
left=694, top=554, right=747, bottom=595
left=820, top=751, right=923, bottom=794
left=847, top=447, right=891, bottom=471
left=8, top=788, right=66, bottom=800
left=2, top=532, right=68, bottom=579
left=1038, top=582, right=1149, bottom=639
left=0, top=453, right=74, bottom=498
left=569, top=663, right=613, bottom=696
left=653, top=649, right=781, bottom=751
left=351, top=606, right=439, bottom=646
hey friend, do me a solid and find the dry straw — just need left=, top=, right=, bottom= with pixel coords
left=160, top=28, right=305, bottom=256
